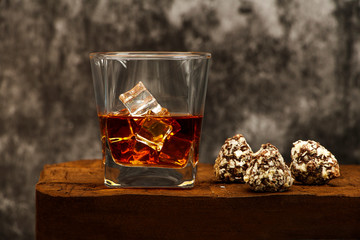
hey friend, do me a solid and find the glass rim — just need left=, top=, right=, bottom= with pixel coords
left=89, top=51, right=211, bottom=60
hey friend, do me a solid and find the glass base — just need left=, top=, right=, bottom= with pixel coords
left=104, top=150, right=197, bottom=188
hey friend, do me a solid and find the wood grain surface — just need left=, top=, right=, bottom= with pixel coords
left=36, top=160, right=360, bottom=240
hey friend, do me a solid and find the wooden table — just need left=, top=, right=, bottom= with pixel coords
left=36, top=160, right=360, bottom=240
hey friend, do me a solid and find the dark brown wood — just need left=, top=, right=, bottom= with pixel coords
left=36, top=160, right=360, bottom=240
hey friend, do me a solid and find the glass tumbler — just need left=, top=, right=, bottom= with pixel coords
left=89, top=52, right=211, bottom=188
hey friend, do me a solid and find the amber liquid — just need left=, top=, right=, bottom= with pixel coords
left=99, top=113, right=203, bottom=168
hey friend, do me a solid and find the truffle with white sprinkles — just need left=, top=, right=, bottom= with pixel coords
left=214, top=134, right=253, bottom=182
left=290, top=140, right=340, bottom=185
left=244, top=143, right=294, bottom=192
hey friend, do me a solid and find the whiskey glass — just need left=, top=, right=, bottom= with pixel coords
left=90, top=52, right=211, bottom=188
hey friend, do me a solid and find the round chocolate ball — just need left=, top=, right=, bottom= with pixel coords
left=244, top=143, right=294, bottom=192
left=214, top=134, right=253, bottom=183
left=290, top=140, right=340, bottom=185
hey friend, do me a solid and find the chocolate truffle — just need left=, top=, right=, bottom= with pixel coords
left=244, top=143, right=294, bottom=192
left=214, top=134, right=253, bottom=182
left=290, top=140, right=340, bottom=185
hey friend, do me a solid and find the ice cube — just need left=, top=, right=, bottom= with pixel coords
left=110, top=139, right=135, bottom=164
left=159, top=136, right=193, bottom=167
left=135, top=117, right=173, bottom=151
left=166, top=118, right=181, bottom=138
left=107, top=117, right=134, bottom=142
left=119, top=81, right=169, bottom=116
left=131, top=141, right=159, bottom=165
left=114, top=108, right=130, bottom=116
left=119, top=81, right=181, bottom=151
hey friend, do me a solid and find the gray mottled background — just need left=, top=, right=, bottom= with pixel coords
left=1, top=0, right=360, bottom=238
